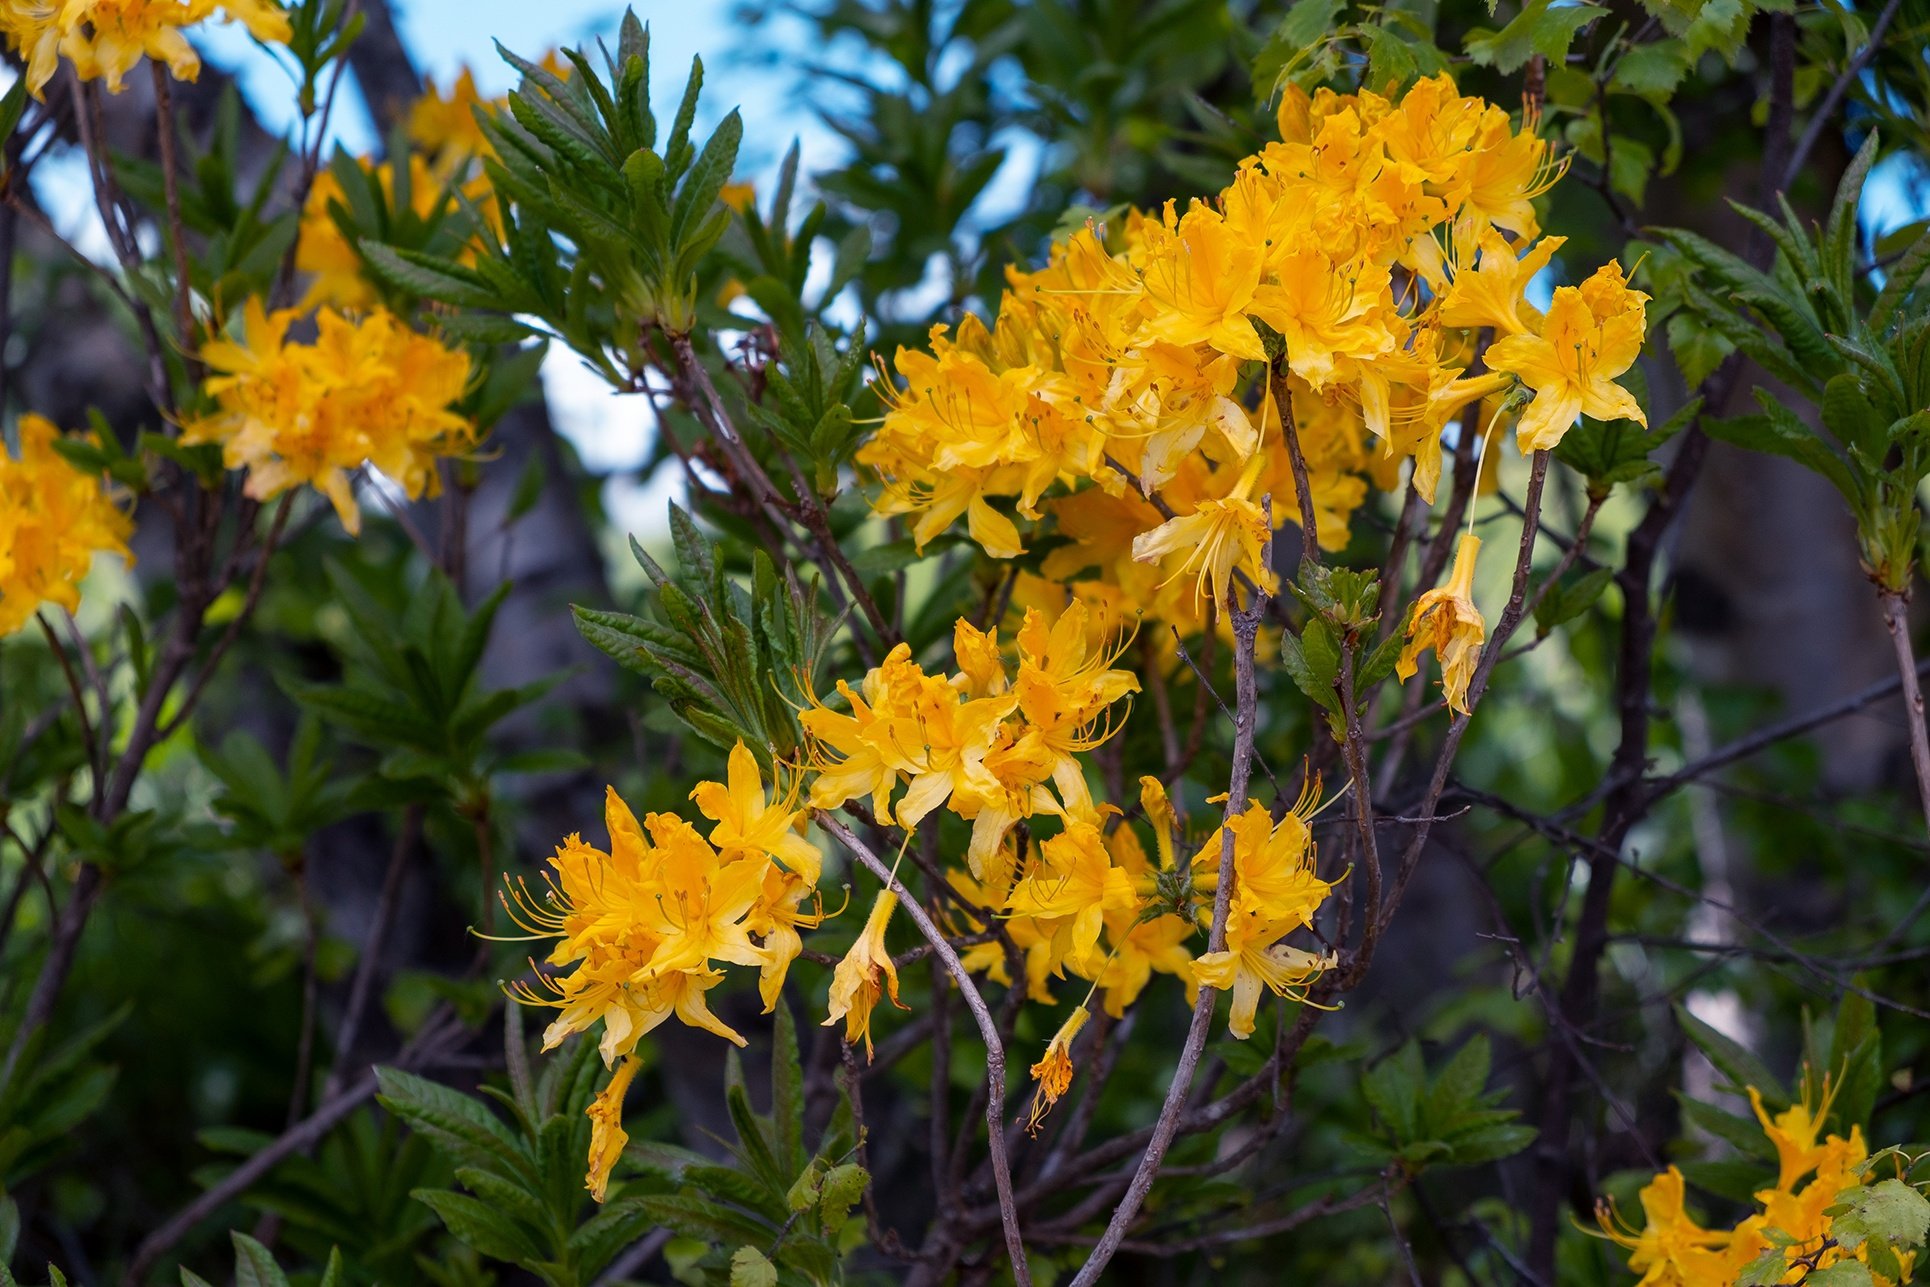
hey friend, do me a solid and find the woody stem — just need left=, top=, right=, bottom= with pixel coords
left=1880, top=589, right=1930, bottom=845
left=814, top=812, right=1031, bottom=1285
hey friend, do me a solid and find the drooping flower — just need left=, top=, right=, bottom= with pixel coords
left=584, top=1053, right=642, bottom=1203
left=824, top=890, right=905, bottom=1059
left=1025, top=1004, right=1090, bottom=1134
left=0, top=414, right=134, bottom=635
left=1397, top=532, right=1485, bottom=716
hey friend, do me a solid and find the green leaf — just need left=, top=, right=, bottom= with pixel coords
left=818, top=1161, right=869, bottom=1236
left=729, top=1246, right=778, bottom=1287
left=1675, top=1094, right=1775, bottom=1159
left=1533, top=567, right=1612, bottom=635
left=1251, top=0, right=1345, bottom=99
left=1675, top=1004, right=1788, bottom=1105
left=1425, top=1036, right=1491, bottom=1121
left=1804, top=1262, right=1876, bottom=1287
left=357, top=243, right=501, bottom=309
left=1705, top=397, right=1858, bottom=507
left=412, top=1188, right=549, bottom=1265
left=375, top=1067, right=532, bottom=1181
left=1666, top=312, right=1735, bottom=388
left=1363, top=1041, right=1424, bottom=1142
left=1829, top=1180, right=1930, bottom=1253
left=1611, top=39, right=1692, bottom=96
left=230, top=1233, right=291, bottom=1287
left=771, top=1003, right=805, bottom=1176
left=1466, top=0, right=1606, bottom=74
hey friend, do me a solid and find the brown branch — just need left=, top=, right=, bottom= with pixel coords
left=324, top=804, right=422, bottom=1099
left=1069, top=501, right=1272, bottom=1286
left=1270, top=361, right=1321, bottom=568
left=1782, top=0, right=1902, bottom=192
left=669, top=333, right=895, bottom=646
left=150, top=62, right=195, bottom=361
left=125, top=1006, right=469, bottom=1284
left=814, top=813, right=1030, bottom=1285
left=1879, top=590, right=1930, bottom=844
left=156, top=494, right=292, bottom=742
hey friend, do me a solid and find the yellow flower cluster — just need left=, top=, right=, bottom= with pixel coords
left=861, top=73, right=1647, bottom=624
left=503, top=742, right=823, bottom=1200
left=1188, top=783, right=1337, bottom=1039
left=511, top=608, right=1341, bottom=1188
left=183, top=300, right=474, bottom=535
left=0, top=414, right=133, bottom=635
left=1598, top=1073, right=1910, bottom=1285
left=0, top=0, right=289, bottom=98
left=802, top=601, right=1139, bottom=874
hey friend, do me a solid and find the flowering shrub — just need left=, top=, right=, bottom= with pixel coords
left=2, top=1, right=1930, bottom=1284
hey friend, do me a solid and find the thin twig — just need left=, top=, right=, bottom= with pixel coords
left=814, top=813, right=1031, bottom=1285
left=125, top=1006, right=470, bottom=1283
left=1782, top=0, right=1903, bottom=192
left=1069, top=501, right=1273, bottom=1287
left=1879, top=590, right=1930, bottom=844
left=324, top=805, right=422, bottom=1099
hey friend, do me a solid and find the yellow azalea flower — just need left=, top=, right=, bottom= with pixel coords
left=183, top=300, right=474, bottom=535
left=1137, top=203, right=1267, bottom=361
left=1397, top=533, right=1485, bottom=716
left=1089, top=910, right=1195, bottom=1019
left=503, top=786, right=774, bottom=1063
left=689, top=739, right=823, bottom=884
left=1189, top=787, right=1333, bottom=931
left=1025, top=1004, right=1090, bottom=1134
left=407, top=63, right=525, bottom=168
left=1010, top=601, right=1139, bottom=810
left=1439, top=232, right=1565, bottom=337
left=1594, top=1167, right=1734, bottom=1287
left=1247, top=248, right=1394, bottom=392
left=1486, top=260, right=1648, bottom=451
left=951, top=618, right=1010, bottom=697
left=825, top=890, right=906, bottom=1060
left=1004, top=821, right=1139, bottom=979
left=0, top=414, right=134, bottom=635
left=747, top=866, right=825, bottom=1013
left=1462, top=103, right=1565, bottom=243
left=2, top=0, right=291, bottom=99
left=584, top=1053, right=642, bottom=1203
left=1131, top=454, right=1278, bottom=611
left=801, top=642, right=936, bottom=823
left=1191, top=922, right=1334, bottom=1039
left=1138, top=775, right=1180, bottom=871
left=630, top=811, right=769, bottom=981
left=1747, top=1074, right=1843, bottom=1192
left=847, top=72, right=1616, bottom=621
